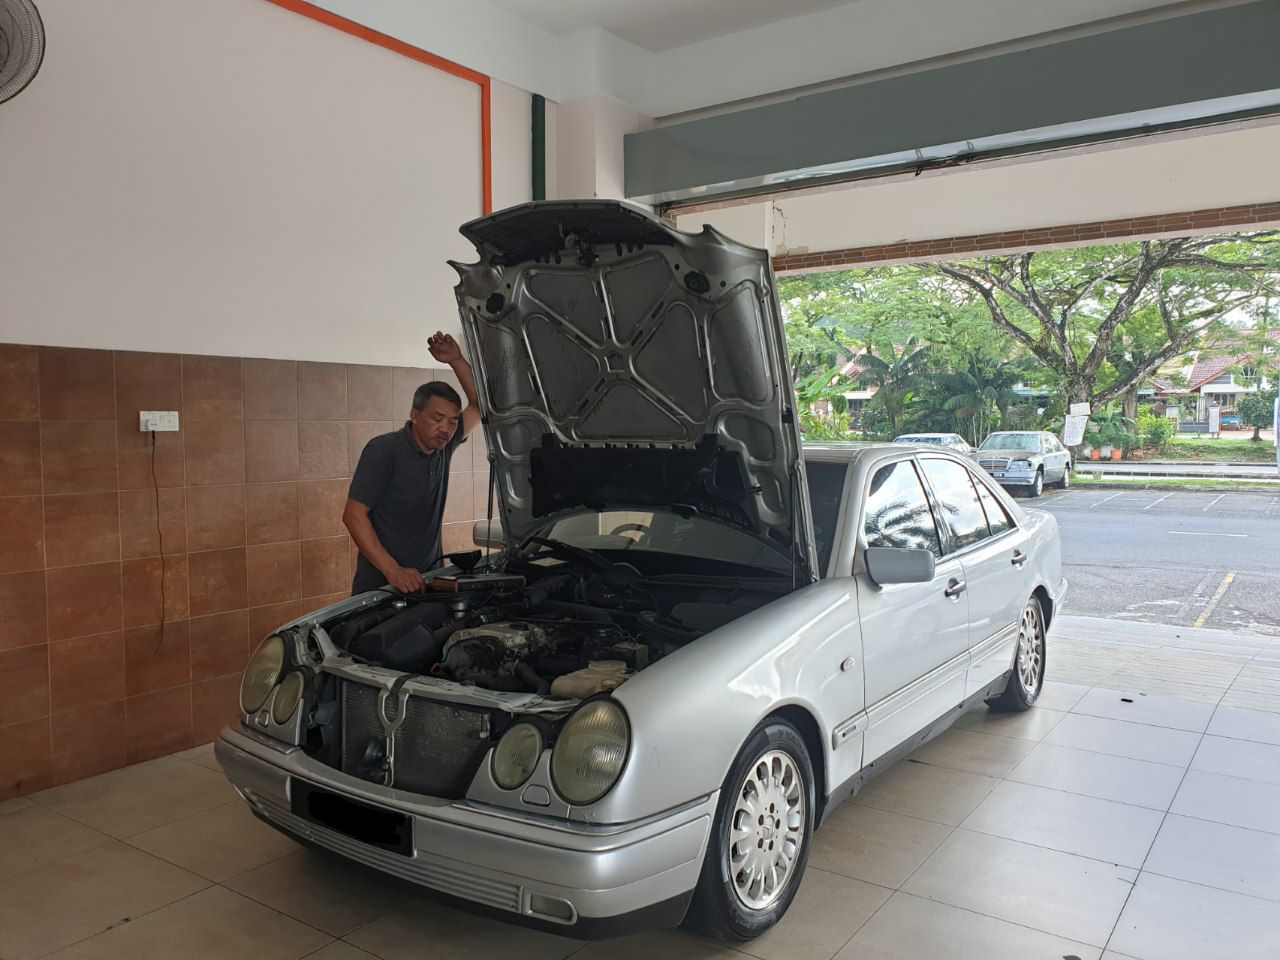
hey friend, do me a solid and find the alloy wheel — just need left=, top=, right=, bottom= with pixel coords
left=1017, top=602, right=1045, bottom=693
left=728, top=750, right=805, bottom=911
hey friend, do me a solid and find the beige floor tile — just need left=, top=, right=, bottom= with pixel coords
left=1006, top=742, right=1185, bottom=810
left=42, top=884, right=332, bottom=960
left=29, top=756, right=236, bottom=838
left=1144, top=814, right=1280, bottom=903
left=1170, top=770, right=1280, bottom=834
left=0, top=796, right=34, bottom=816
left=1190, top=735, right=1280, bottom=785
left=1072, top=688, right=1213, bottom=733
left=833, top=891, right=1101, bottom=960
left=572, top=929, right=746, bottom=959
left=1206, top=705, right=1280, bottom=745
left=225, top=848, right=410, bottom=937
left=961, top=781, right=1163, bottom=868
left=811, top=804, right=952, bottom=889
left=952, top=705, right=1066, bottom=741
left=902, top=828, right=1136, bottom=946
left=740, top=867, right=890, bottom=960
left=173, top=742, right=223, bottom=772
left=1219, top=676, right=1280, bottom=712
left=906, top=728, right=1035, bottom=779
left=1044, top=713, right=1201, bottom=767
left=307, top=944, right=382, bottom=960
left=851, top=760, right=999, bottom=826
left=1034, top=680, right=1091, bottom=712
left=127, top=799, right=300, bottom=881
left=0, top=804, right=112, bottom=881
left=0, top=842, right=209, bottom=960
left=1108, top=873, right=1280, bottom=960
left=344, top=898, right=582, bottom=960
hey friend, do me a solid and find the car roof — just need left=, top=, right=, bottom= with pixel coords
left=896, top=433, right=956, bottom=439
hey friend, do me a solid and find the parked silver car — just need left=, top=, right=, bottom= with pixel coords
left=976, top=430, right=1072, bottom=497
left=893, top=432, right=974, bottom=455
left=216, top=201, right=1066, bottom=943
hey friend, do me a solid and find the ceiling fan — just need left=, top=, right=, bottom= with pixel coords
left=0, top=0, right=43, bottom=104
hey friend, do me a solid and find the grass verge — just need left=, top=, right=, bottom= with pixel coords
left=1164, top=436, right=1278, bottom=463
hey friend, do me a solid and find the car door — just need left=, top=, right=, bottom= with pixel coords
left=1043, top=434, right=1069, bottom=480
left=855, top=457, right=971, bottom=764
left=918, top=456, right=1032, bottom=699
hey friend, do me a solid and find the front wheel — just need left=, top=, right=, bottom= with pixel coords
left=987, top=596, right=1046, bottom=711
left=683, top=719, right=814, bottom=943
left=1027, top=469, right=1043, bottom=497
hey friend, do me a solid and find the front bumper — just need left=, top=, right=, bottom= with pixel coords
left=215, top=724, right=712, bottom=936
left=985, top=469, right=1038, bottom=486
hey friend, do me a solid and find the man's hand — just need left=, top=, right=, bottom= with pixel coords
left=384, top=565, right=426, bottom=594
left=427, top=331, right=463, bottom=365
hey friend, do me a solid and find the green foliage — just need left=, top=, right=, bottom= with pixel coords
left=1237, top=388, right=1278, bottom=440
left=1135, top=410, right=1174, bottom=451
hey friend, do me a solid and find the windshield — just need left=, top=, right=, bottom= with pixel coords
left=528, top=509, right=791, bottom=572
left=981, top=433, right=1041, bottom=452
left=895, top=436, right=942, bottom=444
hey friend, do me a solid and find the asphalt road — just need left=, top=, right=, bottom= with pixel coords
left=1031, top=488, right=1280, bottom=637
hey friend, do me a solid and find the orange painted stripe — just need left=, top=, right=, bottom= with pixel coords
left=263, top=0, right=493, bottom=213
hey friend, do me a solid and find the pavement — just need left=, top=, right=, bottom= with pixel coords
left=1076, top=460, right=1279, bottom=479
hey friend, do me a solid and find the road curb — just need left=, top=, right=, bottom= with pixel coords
left=1069, top=481, right=1280, bottom=493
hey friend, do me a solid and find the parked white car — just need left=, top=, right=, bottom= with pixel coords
left=216, top=201, right=1066, bottom=943
left=893, top=432, right=975, bottom=455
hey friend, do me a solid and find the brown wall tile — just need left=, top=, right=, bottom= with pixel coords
left=184, top=420, right=245, bottom=486
left=37, top=347, right=114, bottom=420
left=117, top=422, right=184, bottom=490
left=182, top=355, right=242, bottom=420
left=191, top=675, right=239, bottom=745
left=246, top=541, right=301, bottom=608
left=347, top=421, right=396, bottom=473
left=0, top=496, right=45, bottom=573
left=126, top=686, right=193, bottom=764
left=298, top=421, right=348, bottom=480
left=442, top=522, right=479, bottom=556
left=346, top=364, right=395, bottom=420
left=0, top=422, right=42, bottom=495
left=189, top=610, right=249, bottom=682
left=301, top=536, right=350, bottom=599
left=121, top=556, right=190, bottom=628
left=245, top=482, right=299, bottom=544
left=43, top=492, right=120, bottom=568
left=51, top=701, right=127, bottom=784
left=0, top=643, right=50, bottom=724
left=443, top=474, right=479, bottom=524
left=187, top=547, right=247, bottom=617
left=392, top=366, right=435, bottom=414
left=0, top=344, right=40, bottom=420
left=45, top=562, right=123, bottom=640
left=119, top=487, right=186, bottom=559
left=298, top=362, right=347, bottom=420
left=299, top=479, right=348, bottom=540
left=0, top=570, right=47, bottom=651
left=247, top=600, right=305, bottom=643
left=114, top=352, right=181, bottom=420
left=185, top=484, right=246, bottom=551
left=40, top=421, right=118, bottom=494
left=124, top=621, right=191, bottom=697
left=49, top=631, right=125, bottom=712
left=0, top=717, right=52, bottom=799
left=243, top=358, right=298, bottom=421
left=244, top=421, right=299, bottom=483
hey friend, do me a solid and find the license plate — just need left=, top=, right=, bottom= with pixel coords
left=994, top=472, right=1005, bottom=478
left=290, top=779, right=413, bottom=856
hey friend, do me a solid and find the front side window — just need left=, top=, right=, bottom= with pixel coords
left=863, top=460, right=942, bottom=557
left=919, top=458, right=991, bottom=551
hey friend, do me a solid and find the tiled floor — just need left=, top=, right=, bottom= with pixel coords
left=2, top=613, right=1278, bottom=960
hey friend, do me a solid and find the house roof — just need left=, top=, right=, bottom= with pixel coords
left=1187, top=354, right=1243, bottom=389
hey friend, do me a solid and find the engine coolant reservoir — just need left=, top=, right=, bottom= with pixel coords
left=550, top=660, right=630, bottom=700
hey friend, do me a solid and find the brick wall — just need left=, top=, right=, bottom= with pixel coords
left=0, top=344, right=489, bottom=799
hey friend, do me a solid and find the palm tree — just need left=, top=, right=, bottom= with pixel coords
left=936, top=355, right=1026, bottom=445
left=858, top=338, right=930, bottom=436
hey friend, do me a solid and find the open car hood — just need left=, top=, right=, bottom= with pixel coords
left=451, top=200, right=814, bottom=579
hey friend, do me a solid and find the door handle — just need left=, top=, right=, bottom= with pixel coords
left=944, top=578, right=967, bottom=599
left=1011, top=550, right=1028, bottom=567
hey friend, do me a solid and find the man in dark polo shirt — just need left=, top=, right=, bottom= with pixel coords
left=343, top=332, right=482, bottom=594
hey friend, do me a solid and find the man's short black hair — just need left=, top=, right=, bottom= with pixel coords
left=412, top=381, right=462, bottom=411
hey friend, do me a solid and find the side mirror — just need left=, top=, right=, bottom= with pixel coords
left=471, top=519, right=505, bottom=550
left=865, top=546, right=936, bottom=585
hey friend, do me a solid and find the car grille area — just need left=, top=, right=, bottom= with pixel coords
left=339, top=681, right=491, bottom=799
left=978, top=458, right=1010, bottom=471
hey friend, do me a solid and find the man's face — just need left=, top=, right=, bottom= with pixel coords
left=410, top=395, right=461, bottom=450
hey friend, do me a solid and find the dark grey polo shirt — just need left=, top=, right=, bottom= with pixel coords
left=348, top=422, right=466, bottom=593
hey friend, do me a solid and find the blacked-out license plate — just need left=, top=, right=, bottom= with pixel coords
left=290, top=779, right=413, bottom=856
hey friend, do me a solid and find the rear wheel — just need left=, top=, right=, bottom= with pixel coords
left=1055, top=465, right=1071, bottom=489
left=987, top=596, right=1045, bottom=711
left=683, top=719, right=814, bottom=943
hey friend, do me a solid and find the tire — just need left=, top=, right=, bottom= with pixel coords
left=1055, top=465, right=1071, bottom=490
left=1027, top=469, right=1043, bottom=498
left=683, top=719, right=815, bottom=943
left=987, top=596, right=1046, bottom=711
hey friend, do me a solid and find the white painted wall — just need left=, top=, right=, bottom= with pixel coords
left=553, top=96, right=648, bottom=200
left=0, top=0, right=540, bottom=366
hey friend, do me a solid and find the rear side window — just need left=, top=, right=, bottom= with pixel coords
left=863, top=460, right=942, bottom=557
left=919, top=458, right=990, bottom=550
left=973, top=477, right=1014, bottom=536
left=805, top=461, right=847, bottom=576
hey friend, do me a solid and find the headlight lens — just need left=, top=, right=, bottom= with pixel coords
left=492, top=722, right=543, bottom=790
left=240, top=636, right=285, bottom=714
left=551, top=700, right=629, bottom=805
left=271, top=671, right=305, bottom=725
left=1010, top=459, right=1032, bottom=470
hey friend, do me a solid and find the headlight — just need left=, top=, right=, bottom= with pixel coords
left=492, top=722, right=543, bottom=790
left=240, top=636, right=285, bottom=714
left=1010, top=459, right=1032, bottom=470
left=551, top=699, right=629, bottom=804
left=271, top=671, right=305, bottom=725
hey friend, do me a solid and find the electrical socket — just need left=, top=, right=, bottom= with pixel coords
left=139, top=410, right=180, bottom=432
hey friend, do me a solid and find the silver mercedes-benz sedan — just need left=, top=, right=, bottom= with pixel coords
left=216, top=200, right=1066, bottom=943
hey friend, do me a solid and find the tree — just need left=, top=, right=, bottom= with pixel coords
left=857, top=338, right=930, bottom=436
left=1237, top=388, right=1278, bottom=442
left=935, top=355, right=1028, bottom=445
left=934, top=234, right=1280, bottom=411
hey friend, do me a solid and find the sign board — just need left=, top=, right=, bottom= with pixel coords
left=1069, top=402, right=1092, bottom=416
left=1208, top=404, right=1221, bottom=434
left=1063, top=415, right=1089, bottom=447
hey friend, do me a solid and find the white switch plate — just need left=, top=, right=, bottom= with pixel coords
left=139, top=410, right=180, bottom=432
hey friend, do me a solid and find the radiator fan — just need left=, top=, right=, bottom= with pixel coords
left=0, top=0, right=43, bottom=104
